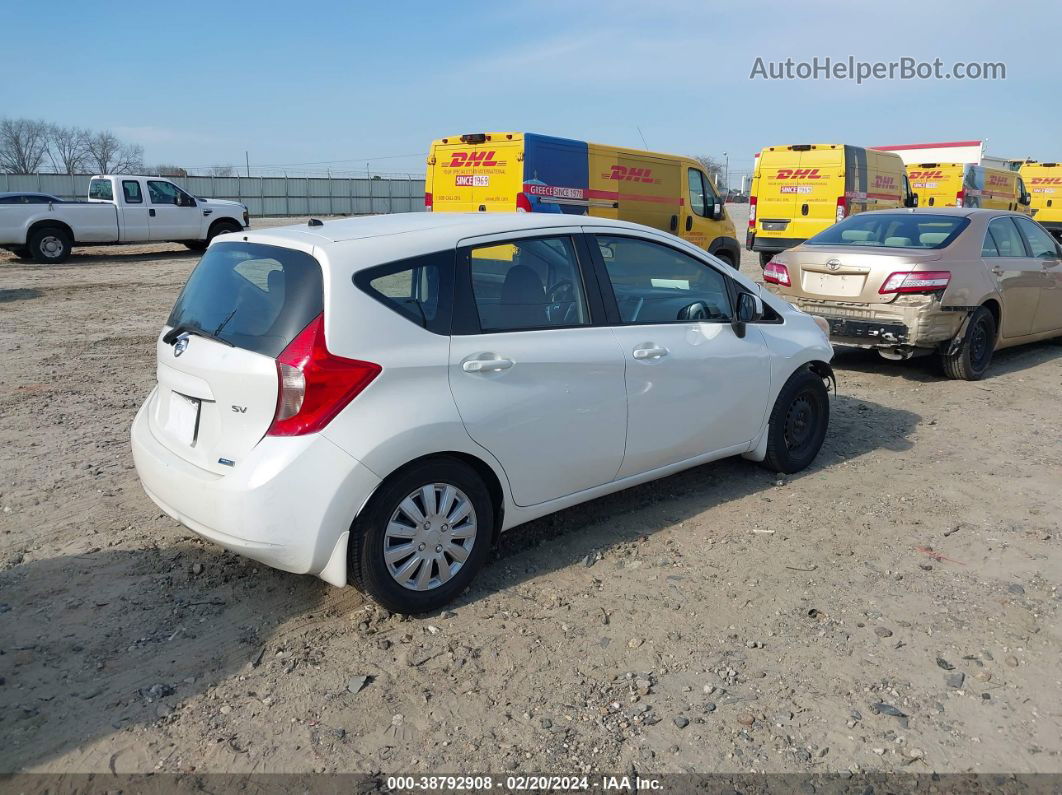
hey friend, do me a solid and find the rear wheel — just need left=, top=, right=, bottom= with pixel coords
left=187, top=220, right=242, bottom=251
left=28, top=227, right=72, bottom=264
left=940, top=306, right=996, bottom=380
left=762, top=367, right=830, bottom=474
left=350, top=458, right=493, bottom=614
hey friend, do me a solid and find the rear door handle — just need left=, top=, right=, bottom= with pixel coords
left=462, top=357, right=514, bottom=373
left=632, top=345, right=669, bottom=360
left=990, top=266, right=1004, bottom=276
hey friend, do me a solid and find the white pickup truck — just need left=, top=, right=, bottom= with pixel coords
left=0, top=175, right=248, bottom=263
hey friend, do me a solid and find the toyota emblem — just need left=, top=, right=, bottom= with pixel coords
left=826, top=258, right=842, bottom=271
left=173, top=334, right=189, bottom=357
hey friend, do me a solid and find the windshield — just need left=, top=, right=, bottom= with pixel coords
left=166, top=242, right=323, bottom=357
left=806, top=213, right=969, bottom=249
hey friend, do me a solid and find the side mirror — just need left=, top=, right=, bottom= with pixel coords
left=732, top=292, right=764, bottom=338
left=711, top=203, right=725, bottom=221
left=906, top=192, right=919, bottom=208
left=1021, top=193, right=1032, bottom=206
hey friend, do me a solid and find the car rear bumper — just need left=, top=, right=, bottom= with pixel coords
left=131, top=400, right=381, bottom=585
left=747, top=233, right=807, bottom=253
left=783, top=295, right=965, bottom=349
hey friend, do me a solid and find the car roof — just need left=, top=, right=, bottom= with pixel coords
left=856, top=207, right=1021, bottom=219
left=0, top=191, right=61, bottom=199
left=243, top=212, right=667, bottom=248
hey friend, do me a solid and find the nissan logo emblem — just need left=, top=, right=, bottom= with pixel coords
left=826, top=258, right=842, bottom=271
left=173, top=334, right=189, bottom=357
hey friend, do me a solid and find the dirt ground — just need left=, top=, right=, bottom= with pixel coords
left=1, top=210, right=1060, bottom=777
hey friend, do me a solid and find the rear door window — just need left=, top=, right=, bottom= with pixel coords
left=987, top=217, right=1028, bottom=257
left=354, top=252, right=453, bottom=335
left=166, top=242, right=323, bottom=357
left=122, top=180, right=143, bottom=203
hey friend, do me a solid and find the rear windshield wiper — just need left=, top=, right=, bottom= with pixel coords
left=162, top=324, right=234, bottom=347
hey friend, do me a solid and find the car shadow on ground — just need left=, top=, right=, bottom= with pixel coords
left=0, top=248, right=198, bottom=270
left=831, top=340, right=1062, bottom=382
left=0, top=288, right=43, bottom=303
left=470, top=392, right=919, bottom=605
left=0, top=395, right=917, bottom=772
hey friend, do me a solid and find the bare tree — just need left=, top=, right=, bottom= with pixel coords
left=155, top=164, right=189, bottom=177
left=47, top=124, right=90, bottom=174
left=207, top=165, right=235, bottom=177
left=693, top=155, right=725, bottom=187
left=0, top=118, right=50, bottom=173
left=86, top=130, right=144, bottom=174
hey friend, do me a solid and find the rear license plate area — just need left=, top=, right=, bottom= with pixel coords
left=166, top=392, right=201, bottom=446
left=761, top=220, right=789, bottom=231
left=801, top=271, right=866, bottom=297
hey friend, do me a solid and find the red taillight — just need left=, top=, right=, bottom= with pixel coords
left=835, top=195, right=847, bottom=223
left=266, top=314, right=381, bottom=437
left=748, top=195, right=757, bottom=227
left=878, top=271, right=951, bottom=295
left=955, top=189, right=965, bottom=208
left=516, top=192, right=533, bottom=212
left=424, top=191, right=433, bottom=211
left=763, top=260, right=791, bottom=286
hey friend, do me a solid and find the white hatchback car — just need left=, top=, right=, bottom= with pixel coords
left=132, top=213, right=833, bottom=613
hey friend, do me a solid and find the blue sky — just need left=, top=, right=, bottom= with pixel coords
left=2, top=0, right=1056, bottom=183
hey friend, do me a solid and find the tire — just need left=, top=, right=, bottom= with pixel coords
left=10, top=247, right=32, bottom=260
left=187, top=220, right=242, bottom=251
left=28, top=227, right=72, bottom=264
left=758, top=251, right=774, bottom=268
left=714, top=251, right=735, bottom=269
left=349, top=458, right=493, bottom=614
left=940, top=306, right=996, bottom=381
left=184, top=241, right=208, bottom=252
left=761, top=367, right=830, bottom=474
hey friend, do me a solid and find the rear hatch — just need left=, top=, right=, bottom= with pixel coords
left=146, top=241, right=323, bottom=475
left=428, top=133, right=524, bottom=213
left=756, top=145, right=843, bottom=242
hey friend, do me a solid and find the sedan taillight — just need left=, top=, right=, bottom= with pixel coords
left=763, top=260, right=791, bottom=286
left=878, top=271, right=951, bottom=295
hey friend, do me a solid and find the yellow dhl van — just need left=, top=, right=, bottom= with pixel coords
left=1018, top=161, right=1062, bottom=237
left=425, top=132, right=741, bottom=266
left=747, top=144, right=916, bottom=267
left=908, top=163, right=1032, bottom=215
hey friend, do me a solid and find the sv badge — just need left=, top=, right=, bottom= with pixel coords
left=231, top=405, right=248, bottom=413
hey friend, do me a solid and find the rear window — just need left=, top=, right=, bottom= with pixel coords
left=89, top=179, right=113, bottom=200
left=806, top=213, right=969, bottom=249
left=166, top=242, right=323, bottom=357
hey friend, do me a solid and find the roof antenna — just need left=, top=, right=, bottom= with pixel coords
left=308, top=218, right=323, bottom=227
left=636, top=126, right=649, bottom=149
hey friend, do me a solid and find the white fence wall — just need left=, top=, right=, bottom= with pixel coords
left=0, top=174, right=427, bottom=217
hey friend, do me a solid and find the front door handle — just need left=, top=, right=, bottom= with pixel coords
left=149, top=208, right=156, bottom=217
left=462, top=357, right=514, bottom=373
left=632, top=345, right=669, bottom=360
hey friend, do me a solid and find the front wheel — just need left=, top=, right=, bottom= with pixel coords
left=762, top=367, right=830, bottom=474
left=940, top=306, right=996, bottom=381
left=349, top=458, right=493, bottom=614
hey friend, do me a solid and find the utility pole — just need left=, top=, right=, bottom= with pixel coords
left=245, top=151, right=250, bottom=178
left=723, top=152, right=729, bottom=194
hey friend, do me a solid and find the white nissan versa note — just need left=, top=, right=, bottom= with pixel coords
left=131, top=213, right=834, bottom=613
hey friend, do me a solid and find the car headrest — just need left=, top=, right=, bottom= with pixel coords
left=884, top=236, right=913, bottom=247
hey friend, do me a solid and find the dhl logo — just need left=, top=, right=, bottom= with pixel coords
left=1030, top=177, right=1062, bottom=185
left=987, top=174, right=1010, bottom=186
left=908, top=170, right=944, bottom=180
left=447, top=150, right=504, bottom=168
left=606, top=165, right=656, bottom=183
left=872, top=175, right=897, bottom=189
left=775, top=168, right=822, bottom=179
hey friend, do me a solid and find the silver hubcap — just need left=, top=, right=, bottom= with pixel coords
left=40, top=236, right=63, bottom=258
left=384, top=483, right=477, bottom=591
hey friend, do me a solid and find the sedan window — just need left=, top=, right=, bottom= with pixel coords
left=596, top=235, right=732, bottom=324
left=1014, top=216, right=1059, bottom=259
left=807, top=213, right=968, bottom=249
left=987, top=217, right=1028, bottom=257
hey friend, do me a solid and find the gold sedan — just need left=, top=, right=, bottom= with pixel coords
left=761, top=208, right=1062, bottom=379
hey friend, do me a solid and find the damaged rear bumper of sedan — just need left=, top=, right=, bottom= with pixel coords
left=787, top=295, right=967, bottom=359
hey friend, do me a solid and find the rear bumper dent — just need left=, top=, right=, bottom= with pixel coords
left=786, top=297, right=964, bottom=349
